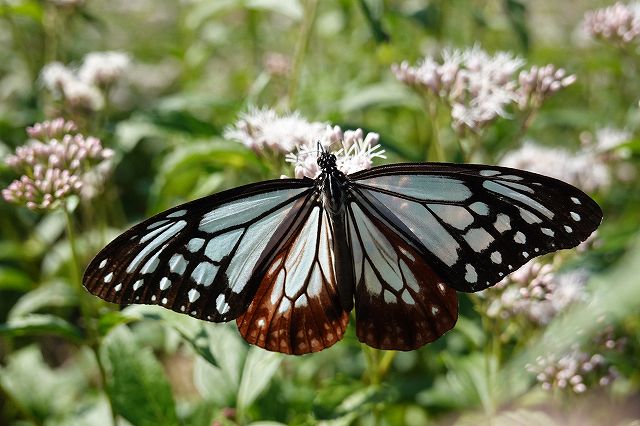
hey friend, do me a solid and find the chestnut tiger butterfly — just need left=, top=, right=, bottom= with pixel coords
left=83, top=149, right=602, bottom=354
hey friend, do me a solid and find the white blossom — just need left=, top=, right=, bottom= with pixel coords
left=286, top=126, right=385, bottom=179
left=78, top=51, right=131, bottom=86
left=583, top=2, right=640, bottom=44
left=224, top=107, right=328, bottom=154
left=3, top=119, right=114, bottom=210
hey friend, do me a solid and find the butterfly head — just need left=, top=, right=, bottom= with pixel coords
left=317, top=150, right=337, bottom=173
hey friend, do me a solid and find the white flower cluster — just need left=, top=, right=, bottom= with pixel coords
left=41, top=51, right=131, bottom=111
left=500, top=128, right=632, bottom=193
left=516, top=64, right=577, bottom=110
left=224, top=107, right=327, bottom=154
left=392, top=45, right=575, bottom=132
left=286, top=127, right=385, bottom=179
left=2, top=119, right=114, bottom=210
left=583, top=2, right=640, bottom=44
left=481, top=260, right=589, bottom=326
left=526, top=344, right=619, bottom=394
left=225, top=108, right=386, bottom=179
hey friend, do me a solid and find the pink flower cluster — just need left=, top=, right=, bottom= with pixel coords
left=2, top=119, right=114, bottom=210
left=583, top=2, right=640, bottom=44
left=392, top=45, right=575, bottom=132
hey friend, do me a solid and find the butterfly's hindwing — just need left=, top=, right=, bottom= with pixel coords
left=349, top=163, right=602, bottom=292
left=237, top=204, right=350, bottom=355
left=347, top=200, right=458, bottom=350
left=83, top=179, right=314, bottom=321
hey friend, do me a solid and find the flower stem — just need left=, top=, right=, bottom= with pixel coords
left=424, top=95, right=445, bottom=162
left=286, top=0, right=319, bottom=110
left=63, top=202, right=118, bottom=426
left=362, top=345, right=397, bottom=385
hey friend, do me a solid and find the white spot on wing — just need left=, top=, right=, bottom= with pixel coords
left=114, top=283, right=122, bottom=292
left=519, top=207, right=541, bottom=224
left=133, top=280, right=143, bottom=291
left=294, top=295, right=308, bottom=308
left=167, top=209, right=187, bottom=218
left=151, top=295, right=157, bottom=302
left=570, top=212, right=581, bottom=221
left=480, top=170, right=500, bottom=176
left=188, top=289, right=200, bottom=303
left=364, top=262, right=382, bottom=295
left=483, top=181, right=554, bottom=219
left=191, top=262, right=218, bottom=287
left=571, top=197, right=581, bottom=205
left=205, top=230, right=243, bottom=262
left=162, top=297, right=168, bottom=304
left=360, top=175, right=472, bottom=201
left=99, top=259, right=107, bottom=269
left=541, top=227, right=554, bottom=236
left=140, top=255, right=160, bottom=274
left=514, top=231, right=526, bottom=244
left=128, top=221, right=186, bottom=272
left=429, top=204, right=474, bottom=230
left=401, top=290, right=415, bottom=305
left=383, top=290, right=397, bottom=303
left=169, top=253, right=187, bottom=275
left=277, top=298, right=291, bottom=314
left=159, top=277, right=171, bottom=290
left=216, top=294, right=226, bottom=313
left=490, top=251, right=502, bottom=264
left=465, top=264, right=477, bottom=283
left=187, top=238, right=205, bottom=253
left=399, top=259, right=420, bottom=292
left=494, top=214, right=511, bottom=233
left=565, top=225, right=573, bottom=233
left=469, top=202, right=489, bottom=215
left=271, top=269, right=286, bottom=304
left=147, top=220, right=169, bottom=230
left=104, top=272, right=113, bottom=283
left=463, top=228, right=494, bottom=252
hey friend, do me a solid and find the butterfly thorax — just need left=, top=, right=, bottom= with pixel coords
left=317, top=152, right=348, bottom=217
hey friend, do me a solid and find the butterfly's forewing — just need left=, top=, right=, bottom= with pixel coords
left=237, top=204, right=350, bottom=354
left=83, top=179, right=314, bottom=322
left=347, top=200, right=458, bottom=350
left=349, top=163, right=602, bottom=292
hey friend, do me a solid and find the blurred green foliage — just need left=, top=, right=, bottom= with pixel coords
left=1, top=0, right=639, bottom=425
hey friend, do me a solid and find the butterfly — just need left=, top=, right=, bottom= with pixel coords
left=83, top=148, right=602, bottom=354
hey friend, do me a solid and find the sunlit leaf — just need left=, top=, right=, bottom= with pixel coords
left=8, top=280, right=77, bottom=319
left=103, top=326, right=179, bottom=426
left=237, top=348, right=282, bottom=410
left=0, top=314, right=82, bottom=341
left=339, top=82, right=422, bottom=113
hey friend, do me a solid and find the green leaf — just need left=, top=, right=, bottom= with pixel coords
left=237, top=348, right=282, bottom=410
left=0, top=266, right=33, bottom=291
left=503, top=0, right=529, bottom=51
left=103, top=326, right=179, bottom=426
left=122, top=304, right=219, bottom=366
left=0, top=0, right=43, bottom=21
left=8, top=280, right=77, bottom=319
left=97, top=311, right=134, bottom=337
left=455, top=409, right=558, bottom=426
left=357, top=0, right=390, bottom=43
left=0, top=346, right=92, bottom=422
left=339, top=82, right=423, bottom=113
left=246, top=0, right=303, bottom=20
left=0, top=314, right=82, bottom=341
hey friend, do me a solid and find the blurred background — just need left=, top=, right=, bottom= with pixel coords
left=1, top=0, right=639, bottom=425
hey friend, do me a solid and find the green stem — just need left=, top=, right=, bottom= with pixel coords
left=286, top=0, right=319, bottom=110
left=63, top=202, right=118, bottom=426
left=362, top=346, right=397, bottom=385
left=424, top=95, right=445, bottom=162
